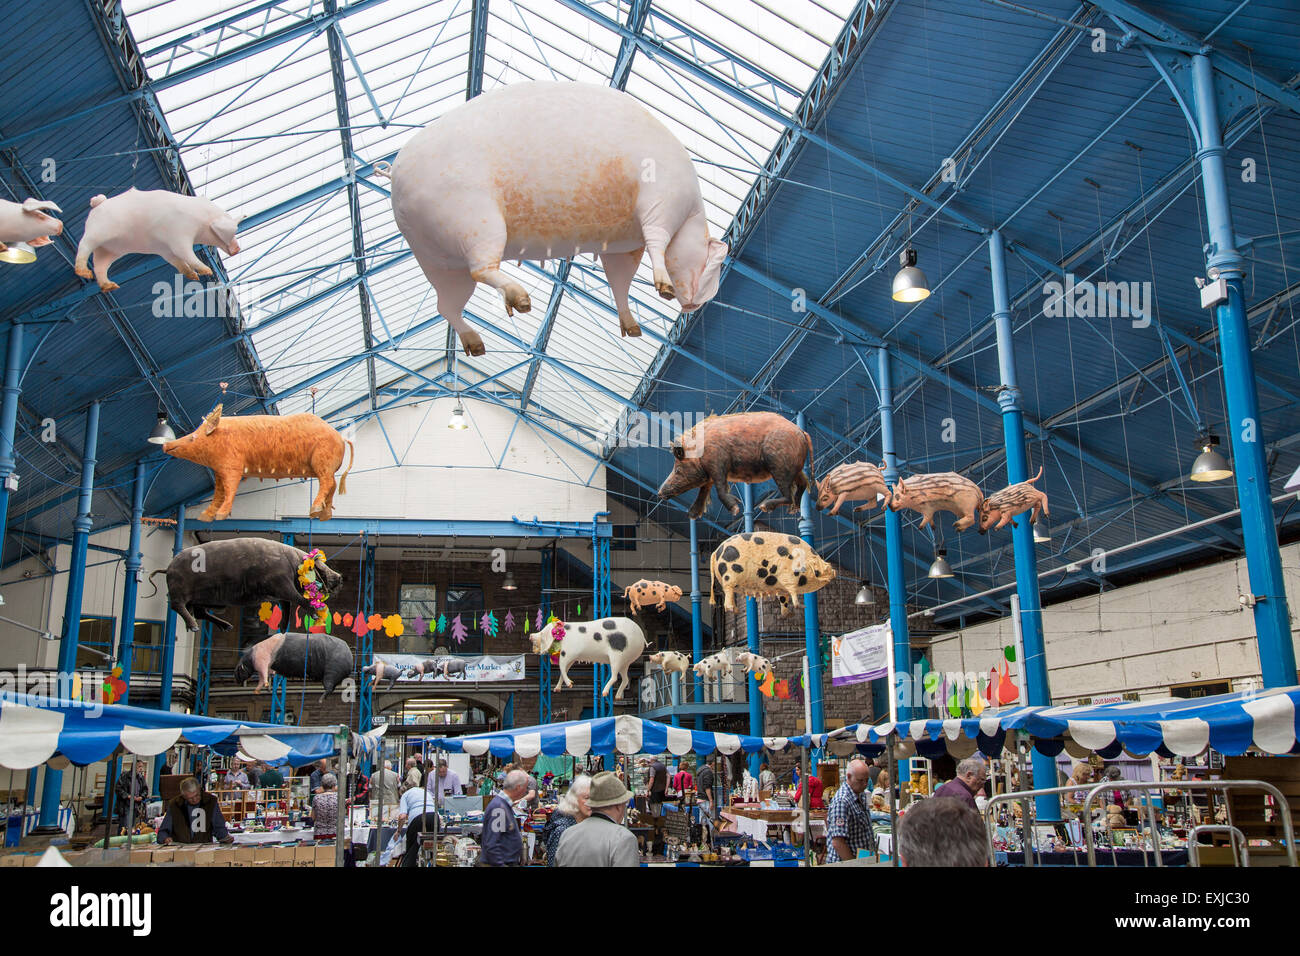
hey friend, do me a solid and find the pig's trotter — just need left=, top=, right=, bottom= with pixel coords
left=504, top=285, right=531, bottom=314
left=618, top=309, right=642, bottom=337
left=654, top=276, right=675, bottom=300
left=460, top=329, right=486, bottom=357
left=98, top=280, right=120, bottom=292
left=75, top=263, right=93, bottom=279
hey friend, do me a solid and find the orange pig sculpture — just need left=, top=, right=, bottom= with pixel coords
left=164, top=404, right=354, bottom=521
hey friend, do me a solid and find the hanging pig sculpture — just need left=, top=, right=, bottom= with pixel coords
left=709, top=532, right=835, bottom=612
left=657, top=412, right=813, bottom=519
left=234, top=632, right=353, bottom=700
left=0, top=198, right=63, bottom=253
left=623, top=579, right=683, bottom=614
left=74, top=188, right=241, bottom=291
left=164, top=404, right=354, bottom=521
left=144, top=538, right=342, bottom=632
left=815, top=460, right=892, bottom=515
left=887, top=472, right=985, bottom=532
left=977, top=466, right=1050, bottom=533
left=529, top=617, right=647, bottom=699
left=386, top=81, right=727, bottom=357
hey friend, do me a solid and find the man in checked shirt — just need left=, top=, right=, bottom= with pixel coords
left=825, top=758, right=877, bottom=863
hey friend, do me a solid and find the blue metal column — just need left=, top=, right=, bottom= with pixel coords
left=195, top=622, right=212, bottom=716
left=689, top=518, right=704, bottom=729
left=271, top=532, right=294, bottom=723
left=796, top=413, right=824, bottom=749
left=1191, top=54, right=1295, bottom=687
left=0, top=323, right=24, bottom=540
left=742, top=484, right=763, bottom=776
left=539, top=544, right=552, bottom=724
left=592, top=514, right=613, bottom=718
left=117, top=461, right=146, bottom=704
left=989, top=230, right=1059, bottom=821
left=154, top=505, right=184, bottom=795
left=38, top=401, right=99, bottom=828
left=359, top=542, right=376, bottom=737
left=877, top=350, right=911, bottom=723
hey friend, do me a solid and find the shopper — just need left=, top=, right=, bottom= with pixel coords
left=258, top=762, right=285, bottom=788
left=371, top=760, right=401, bottom=814
left=310, top=759, right=329, bottom=794
left=897, top=797, right=988, bottom=867
left=825, top=758, right=876, bottom=864
left=481, top=770, right=529, bottom=866
left=794, top=771, right=825, bottom=809
left=157, top=778, right=234, bottom=845
left=866, top=757, right=885, bottom=790
left=312, top=773, right=339, bottom=839
left=397, top=781, right=440, bottom=868
left=646, top=756, right=667, bottom=809
left=543, top=774, right=592, bottom=866
left=933, top=757, right=987, bottom=811
left=113, top=759, right=149, bottom=824
left=402, top=757, right=421, bottom=793
left=696, top=759, right=716, bottom=816
left=555, top=771, right=640, bottom=867
left=225, top=759, right=250, bottom=791
left=518, top=755, right=541, bottom=810
left=759, top=762, right=776, bottom=794
left=671, top=762, right=693, bottom=794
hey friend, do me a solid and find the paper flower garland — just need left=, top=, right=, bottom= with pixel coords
left=266, top=605, right=283, bottom=632
left=411, top=615, right=427, bottom=638
left=450, top=614, right=468, bottom=645
left=258, top=602, right=273, bottom=622
left=101, top=666, right=127, bottom=705
left=352, top=613, right=368, bottom=638
left=383, top=614, right=404, bottom=638
left=503, top=610, right=516, bottom=633
left=480, top=610, right=498, bottom=637
left=296, top=549, right=330, bottom=617
left=535, top=607, right=545, bottom=631
left=436, top=614, right=448, bottom=635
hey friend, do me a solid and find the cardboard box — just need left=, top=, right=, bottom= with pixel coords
left=233, top=846, right=258, bottom=866
left=253, top=846, right=276, bottom=864
left=171, top=844, right=199, bottom=864
left=129, top=845, right=153, bottom=864
left=21, top=852, right=41, bottom=867
left=193, top=846, right=222, bottom=866
left=273, top=846, right=296, bottom=864
left=214, top=846, right=236, bottom=865
left=315, top=844, right=336, bottom=867
left=294, top=844, right=317, bottom=867
left=151, top=846, right=176, bottom=864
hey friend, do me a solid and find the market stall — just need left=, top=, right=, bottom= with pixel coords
left=0, top=692, right=384, bottom=867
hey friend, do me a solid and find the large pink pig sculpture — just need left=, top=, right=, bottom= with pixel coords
left=0, top=198, right=63, bottom=253
left=387, top=81, right=728, bottom=357
left=74, top=188, right=241, bottom=291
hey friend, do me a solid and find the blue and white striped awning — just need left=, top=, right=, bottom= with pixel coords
left=856, top=686, right=1300, bottom=758
left=0, top=694, right=374, bottom=769
left=424, top=714, right=848, bottom=758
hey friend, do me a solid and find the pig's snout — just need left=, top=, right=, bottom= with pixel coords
left=227, top=241, right=240, bottom=255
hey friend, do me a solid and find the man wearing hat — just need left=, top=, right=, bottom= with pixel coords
left=555, top=771, right=640, bottom=867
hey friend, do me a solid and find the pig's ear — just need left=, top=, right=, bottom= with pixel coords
left=204, top=403, right=223, bottom=435
left=690, top=239, right=728, bottom=308
left=210, top=215, right=239, bottom=249
left=671, top=440, right=686, bottom=461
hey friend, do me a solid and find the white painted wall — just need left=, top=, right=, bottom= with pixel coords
left=927, top=542, right=1300, bottom=702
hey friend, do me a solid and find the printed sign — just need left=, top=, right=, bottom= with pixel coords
left=831, top=622, right=891, bottom=687
left=378, top=653, right=526, bottom=683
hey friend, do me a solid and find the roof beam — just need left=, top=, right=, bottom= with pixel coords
left=519, top=259, right=571, bottom=411
left=610, top=0, right=653, bottom=90
left=466, top=0, right=490, bottom=98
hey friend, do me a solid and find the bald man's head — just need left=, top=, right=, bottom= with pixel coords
left=846, top=758, right=872, bottom=793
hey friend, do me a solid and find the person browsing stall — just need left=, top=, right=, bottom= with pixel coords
left=794, top=771, right=825, bottom=809
left=825, top=758, right=876, bottom=864
left=933, top=757, right=988, bottom=812
left=397, top=778, right=442, bottom=868
left=897, top=797, right=988, bottom=867
left=481, top=770, right=529, bottom=866
left=543, top=774, right=592, bottom=866
left=225, top=758, right=250, bottom=791
left=427, top=759, right=464, bottom=804
left=555, top=771, right=640, bottom=868
left=312, top=773, right=340, bottom=839
left=310, top=759, right=329, bottom=794
left=157, top=778, right=234, bottom=845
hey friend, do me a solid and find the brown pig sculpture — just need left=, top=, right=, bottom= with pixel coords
left=887, top=472, right=985, bottom=532
left=656, top=412, right=813, bottom=519
left=816, top=460, right=891, bottom=515
left=623, top=579, right=683, bottom=614
left=977, top=466, right=1050, bottom=533
left=164, top=404, right=354, bottom=521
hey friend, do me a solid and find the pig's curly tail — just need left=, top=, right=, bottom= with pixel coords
left=372, top=161, right=393, bottom=179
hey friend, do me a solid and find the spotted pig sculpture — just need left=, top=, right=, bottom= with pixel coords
left=709, top=532, right=835, bottom=612
left=657, top=412, right=813, bottom=519
left=164, top=404, right=354, bottom=520
left=978, top=466, right=1050, bottom=533
left=735, top=651, right=772, bottom=679
left=888, top=472, right=985, bottom=532
left=0, top=198, right=62, bottom=254
left=74, top=188, right=241, bottom=291
left=623, top=579, right=683, bottom=614
left=816, top=461, right=891, bottom=515
left=530, top=617, right=646, bottom=699
left=145, top=538, right=342, bottom=632
left=234, top=633, right=353, bottom=700
left=691, top=651, right=731, bottom=682
left=647, top=651, right=692, bottom=676
left=387, top=82, right=727, bottom=357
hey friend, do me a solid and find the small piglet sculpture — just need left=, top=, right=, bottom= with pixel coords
left=623, top=579, right=683, bottom=614
left=0, top=198, right=62, bottom=252
left=74, top=188, right=241, bottom=291
left=978, top=466, right=1050, bottom=533
left=816, top=460, right=891, bottom=515
left=888, top=472, right=985, bottom=532
left=164, top=404, right=354, bottom=521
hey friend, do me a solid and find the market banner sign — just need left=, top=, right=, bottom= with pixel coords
left=380, top=653, right=526, bottom=683
left=831, top=623, right=891, bottom=687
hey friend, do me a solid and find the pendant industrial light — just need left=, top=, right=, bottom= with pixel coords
left=501, top=570, right=518, bottom=591
left=147, top=411, right=176, bottom=445
left=1189, top=433, right=1231, bottom=482
left=891, top=247, right=931, bottom=303
left=0, top=242, right=37, bottom=265
left=447, top=403, right=468, bottom=430
left=927, top=548, right=953, bottom=579
left=855, top=584, right=874, bottom=605
left=1033, top=520, right=1051, bottom=543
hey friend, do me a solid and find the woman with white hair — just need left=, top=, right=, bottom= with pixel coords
left=542, top=775, right=592, bottom=866
left=312, top=773, right=339, bottom=839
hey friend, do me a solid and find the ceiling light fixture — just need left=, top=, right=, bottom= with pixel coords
left=147, top=412, right=176, bottom=445
left=0, top=242, right=37, bottom=265
left=928, top=548, right=953, bottom=579
left=891, top=247, right=931, bottom=303
left=1189, top=433, right=1231, bottom=482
